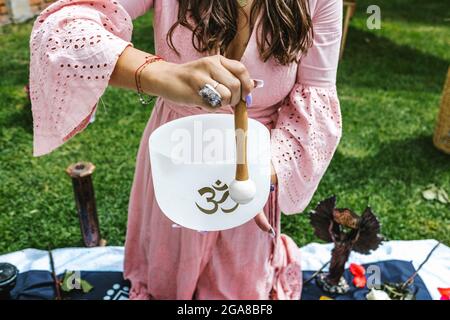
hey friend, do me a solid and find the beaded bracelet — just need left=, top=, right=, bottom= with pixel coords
left=134, top=55, right=164, bottom=105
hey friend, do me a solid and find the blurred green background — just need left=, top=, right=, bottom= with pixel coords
left=0, top=0, right=449, bottom=254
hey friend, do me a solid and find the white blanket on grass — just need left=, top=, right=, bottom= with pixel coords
left=1, top=239, right=449, bottom=300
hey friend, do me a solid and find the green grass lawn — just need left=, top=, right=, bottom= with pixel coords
left=0, top=0, right=449, bottom=254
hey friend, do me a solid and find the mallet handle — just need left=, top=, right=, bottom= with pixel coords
left=235, top=100, right=249, bottom=181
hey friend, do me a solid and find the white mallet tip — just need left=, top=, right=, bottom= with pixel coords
left=229, top=179, right=256, bottom=204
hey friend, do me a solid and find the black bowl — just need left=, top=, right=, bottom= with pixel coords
left=0, top=263, right=18, bottom=299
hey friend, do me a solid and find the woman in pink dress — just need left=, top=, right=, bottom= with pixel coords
left=30, top=0, right=342, bottom=299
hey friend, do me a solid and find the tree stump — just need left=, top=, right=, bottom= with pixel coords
left=66, top=162, right=101, bottom=247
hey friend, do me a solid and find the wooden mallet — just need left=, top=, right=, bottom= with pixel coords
left=229, top=99, right=256, bottom=204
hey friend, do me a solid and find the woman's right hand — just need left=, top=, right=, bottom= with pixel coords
left=142, top=55, right=255, bottom=110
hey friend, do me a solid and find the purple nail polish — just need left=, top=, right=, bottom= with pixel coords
left=269, top=227, right=276, bottom=239
left=246, top=93, right=253, bottom=107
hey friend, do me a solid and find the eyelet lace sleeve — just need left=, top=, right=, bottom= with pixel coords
left=271, top=0, right=343, bottom=214
left=29, top=0, right=153, bottom=156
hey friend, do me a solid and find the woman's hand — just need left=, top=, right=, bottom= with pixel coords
left=142, top=54, right=255, bottom=110
left=110, top=47, right=254, bottom=109
left=253, top=162, right=278, bottom=237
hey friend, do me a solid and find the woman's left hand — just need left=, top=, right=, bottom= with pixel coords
left=253, top=162, right=278, bottom=237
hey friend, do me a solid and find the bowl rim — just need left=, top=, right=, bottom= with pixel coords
left=0, top=263, right=18, bottom=287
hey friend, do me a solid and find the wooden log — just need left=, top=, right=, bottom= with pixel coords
left=66, top=162, right=101, bottom=247
left=340, top=0, right=356, bottom=60
left=433, top=67, right=450, bottom=154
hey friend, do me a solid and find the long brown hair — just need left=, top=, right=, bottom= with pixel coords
left=167, top=0, right=313, bottom=65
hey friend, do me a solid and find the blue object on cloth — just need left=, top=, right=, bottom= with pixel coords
left=301, top=260, right=432, bottom=300
left=0, top=241, right=448, bottom=300
left=6, top=260, right=432, bottom=300
left=10, top=271, right=130, bottom=300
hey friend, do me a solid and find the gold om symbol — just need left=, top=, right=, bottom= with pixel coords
left=195, top=180, right=239, bottom=215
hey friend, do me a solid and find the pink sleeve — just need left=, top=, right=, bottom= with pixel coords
left=118, top=0, right=153, bottom=19
left=30, top=0, right=153, bottom=156
left=271, top=0, right=343, bottom=214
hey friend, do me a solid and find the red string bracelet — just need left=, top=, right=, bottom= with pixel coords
left=134, top=55, right=164, bottom=105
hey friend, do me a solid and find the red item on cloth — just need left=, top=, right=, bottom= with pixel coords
left=350, top=263, right=367, bottom=288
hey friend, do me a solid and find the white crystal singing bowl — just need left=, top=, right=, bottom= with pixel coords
left=149, top=114, right=271, bottom=231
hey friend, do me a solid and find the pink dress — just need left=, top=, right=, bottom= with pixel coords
left=30, top=0, right=343, bottom=299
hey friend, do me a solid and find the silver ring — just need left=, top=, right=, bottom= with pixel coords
left=198, top=83, right=222, bottom=108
